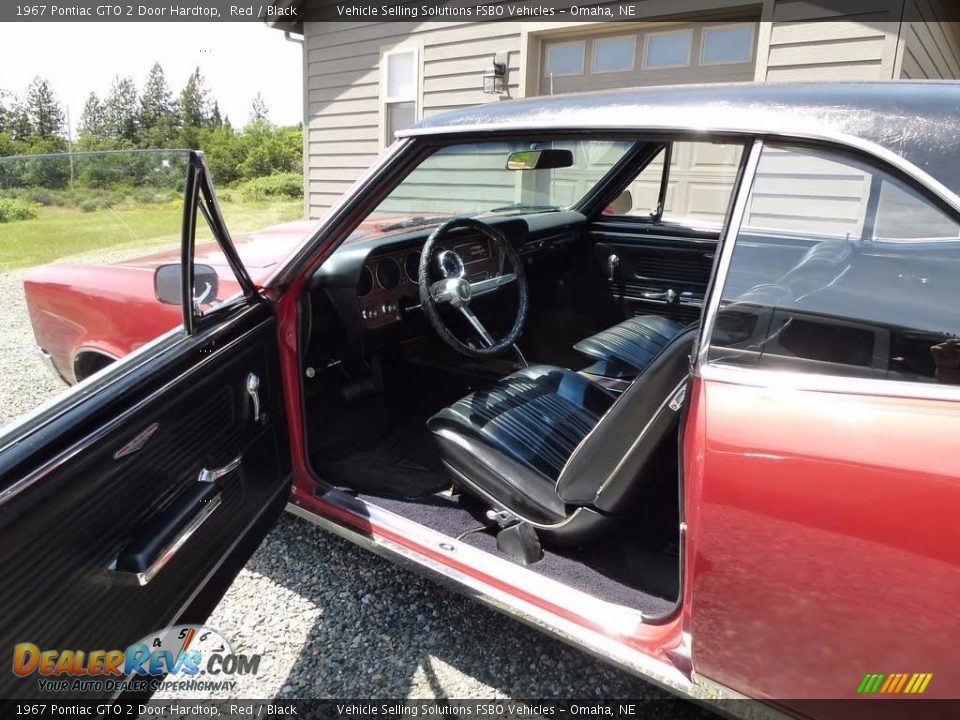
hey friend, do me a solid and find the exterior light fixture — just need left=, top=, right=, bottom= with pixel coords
left=483, top=56, right=507, bottom=94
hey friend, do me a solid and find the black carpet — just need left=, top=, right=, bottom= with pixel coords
left=313, top=421, right=451, bottom=499
left=361, top=492, right=677, bottom=617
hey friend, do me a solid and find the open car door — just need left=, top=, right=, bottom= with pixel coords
left=0, top=153, right=290, bottom=699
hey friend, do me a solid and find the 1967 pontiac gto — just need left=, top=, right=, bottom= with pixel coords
left=4, top=82, right=960, bottom=713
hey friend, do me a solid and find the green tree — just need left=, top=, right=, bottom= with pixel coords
left=178, top=67, right=210, bottom=147
left=197, top=123, right=243, bottom=184
left=24, top=77, right=64, bottom=139
left=0, top=90, right=9, bottom=134
left=209, top=100, right=223, bottom=128
left=250, top=93, right=269, bottom=123
left=139, top=62, right=177, bottom=147
left=78, top=92, right=107, bottom=139
left=103, top=75, right=138, bottom=143
left=7, top=100, right=34, bottom=141
left=236, top=120, right=301, bottom=180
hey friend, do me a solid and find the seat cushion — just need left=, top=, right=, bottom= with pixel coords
left=574, top=315, right=685, bottom=379
left=427, top=365, right=615, bottom=524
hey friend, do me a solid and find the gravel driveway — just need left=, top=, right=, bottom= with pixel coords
left=0, top=256, right=705, bottom=707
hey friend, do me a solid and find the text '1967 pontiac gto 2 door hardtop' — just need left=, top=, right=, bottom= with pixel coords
left=2, top=82, right=960, bottom=715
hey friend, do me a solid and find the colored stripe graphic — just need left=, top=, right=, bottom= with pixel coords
left=857, top=673, right=884, bottom=693
left=857, top=672, right=933, bottom=694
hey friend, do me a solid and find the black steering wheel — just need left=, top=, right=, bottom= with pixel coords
left=418, top=217, right=528, bottom=358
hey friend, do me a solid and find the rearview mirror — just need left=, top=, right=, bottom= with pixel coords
left=506, top=149, right=574, bottom=171
left=154, top=263, right=219, bottom=306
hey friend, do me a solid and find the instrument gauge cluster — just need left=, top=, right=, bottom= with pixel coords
left=358, top=236, right=500, bottom=329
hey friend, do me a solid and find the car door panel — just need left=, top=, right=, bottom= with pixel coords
left=685, top=377, right=960, bottom=700
left=0, top=301, right=289, bottom=699
left=589, top=221, right=718, bottom=325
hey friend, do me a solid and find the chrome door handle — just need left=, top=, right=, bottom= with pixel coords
left=606, top=254, right=620, bottom=281
left=197, top=455, right=242, bottom=483
left=246, top=373, right=261, bottom=423
left=642, top=288, right=678, bottom=303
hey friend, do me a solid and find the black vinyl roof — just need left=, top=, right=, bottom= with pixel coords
left=404, top=81, right=960, bottom=201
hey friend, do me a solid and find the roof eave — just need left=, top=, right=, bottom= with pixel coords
left=265, top=19, right=304, bottom=33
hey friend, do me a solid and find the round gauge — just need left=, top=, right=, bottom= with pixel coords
left=405, top=251, right=421, bottom=283
left=132, top=624, right=234, bottom=677
left=376, top=256, right=401, bottom=290
left=357, top=266, right=373, bottom=297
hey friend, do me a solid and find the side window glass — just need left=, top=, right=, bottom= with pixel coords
left=709, top=144, right=960, bottom=385
left=0, top=150, right=191, bottom=429
left=874, top=179, right=960, bottom=242
left=612, top=141, right=742, bottom=226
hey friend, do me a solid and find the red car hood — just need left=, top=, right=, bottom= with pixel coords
left=107, top=220, right=318, bottom=284
left=103, top=213, right=437, bottom=284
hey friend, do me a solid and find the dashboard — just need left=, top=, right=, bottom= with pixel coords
left=357, top=235, right=503, bottom=329
left=308, top=211, right=585, bottom=341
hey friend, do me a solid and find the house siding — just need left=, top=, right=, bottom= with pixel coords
left=898, top=2, right=960, bottom=79
left=301, top=2, right=954, bottom=219
left=303, top=20, right=522, bottom=218
left=758, top=0, right=904, bottom=81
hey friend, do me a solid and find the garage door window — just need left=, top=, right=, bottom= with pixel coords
left=644, top=30, right=693, bottom=69
left=593, top=35, right=636, bottom=73
left=701, top=24, right=755, bottom=65
left=539, top=23, right=757, bottom=95
left=545, top=41, right=585, bottom=76
left=709, top=144, right=960, bottom=385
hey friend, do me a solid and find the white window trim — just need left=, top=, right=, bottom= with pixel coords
left=642, top=28, right=694, bottom=70
left=591, top=34, right=637, bottom=74
left=380, top=46, right=421, bottom=148
left=699, top=23, right=756, bottom=66
left=543, top=40, right=586, bottom=77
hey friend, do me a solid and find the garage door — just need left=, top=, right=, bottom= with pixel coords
left=538, top=21, right=758, bottom=95
left=538, top=22, right=756, bottom=223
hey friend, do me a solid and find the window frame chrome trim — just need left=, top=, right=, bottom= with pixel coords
left=700, top=363, right=960, bottom=404
left=695, top=138, right=960, bottom=402
left=695, top=138, right=763, bottom=370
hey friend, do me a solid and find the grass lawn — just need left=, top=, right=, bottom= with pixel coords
left=0, top=198, right=303, bottom=272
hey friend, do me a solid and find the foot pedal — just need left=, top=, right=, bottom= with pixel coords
left=496, top=522, right=543, bottom=565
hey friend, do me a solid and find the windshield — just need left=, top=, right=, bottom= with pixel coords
left=364, top=138, right=634, bottom=232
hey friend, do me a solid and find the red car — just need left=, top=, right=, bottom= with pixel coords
left=4, top=82, right=960, bottom=713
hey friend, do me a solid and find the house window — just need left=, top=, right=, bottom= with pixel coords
left=701, top=24, right=755, bottom=65
left=643, top=29, right=693, bottom=69
left=544, top=41, right=585, bottom=76
left=383, top=48, right=418, bottom=143
left=593, top=35, right=636, bottom=73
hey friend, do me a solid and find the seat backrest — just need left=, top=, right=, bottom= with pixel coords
left=555, top=327, right=696, bottom=513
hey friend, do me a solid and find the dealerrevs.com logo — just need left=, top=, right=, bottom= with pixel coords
left=12, top=625, right=261, bottom=693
